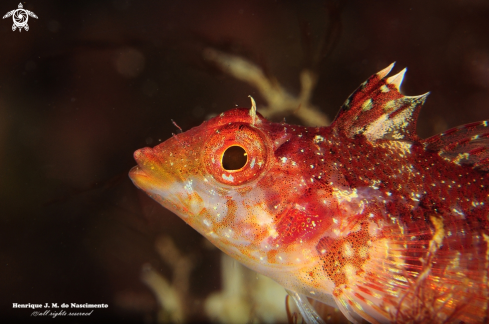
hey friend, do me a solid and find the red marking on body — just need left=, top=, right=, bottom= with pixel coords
left=130, top=64, right=489, bottom=323
left=272, top=208, right=329, bottom=246
left=316, top=222, right=371, bottom=288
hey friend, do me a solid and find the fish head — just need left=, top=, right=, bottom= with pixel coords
left=129, top=108, right=306, bottom=270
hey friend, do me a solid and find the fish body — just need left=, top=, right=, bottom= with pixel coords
left=130, top=64, right=489, bottom=323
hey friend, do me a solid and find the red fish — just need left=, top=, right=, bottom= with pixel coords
left=130, top=63, right=489, bottom=323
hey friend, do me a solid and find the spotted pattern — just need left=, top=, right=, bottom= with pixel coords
left=316, top=222, right=371, bottom=296
left=130, top=65, right=489, bottom=324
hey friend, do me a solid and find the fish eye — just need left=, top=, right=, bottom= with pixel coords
left=222, top=146, right=247, bottom=171
left=203, top=123, right=268, bottom=185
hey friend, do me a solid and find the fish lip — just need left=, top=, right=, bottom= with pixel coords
left=129, top=165, right=147, bottom=179
left=131, top=147, right=157, bottom=173
left=129, top=148, right=154, bottom=187
left=129, top=147, right=176, bottom=190
left=128, top=165, right=151, bottom=190
left=133, top=147, right=153, bottom=164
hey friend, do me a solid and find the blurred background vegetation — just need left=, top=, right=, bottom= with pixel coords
left=1, top=0, right=489, bottom=323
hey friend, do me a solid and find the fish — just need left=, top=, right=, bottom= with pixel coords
left=129, top=63, right=489, bottom=324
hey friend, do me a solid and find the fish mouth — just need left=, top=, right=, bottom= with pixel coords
left=129, top=147, right=161, bottom=191
left=128, top=164, right=155, bottom=191
left=129, top=148, right=195, bottom=218
left=129, top=164, right=147, bottom=184
left=129, top=147, right=178, bottom=192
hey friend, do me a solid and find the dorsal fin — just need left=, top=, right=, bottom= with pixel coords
left=332, top=63, right=429, bottom=143
left=422, top=121, right=489, bottom=171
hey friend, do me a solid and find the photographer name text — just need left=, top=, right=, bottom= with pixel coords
left=13, top=303, right=108, bottom=318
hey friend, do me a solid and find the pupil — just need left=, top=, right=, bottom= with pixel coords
left=222, top=146, right=247, bottom=170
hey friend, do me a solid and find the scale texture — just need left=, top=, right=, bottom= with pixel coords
left=130, top=64, right=489, bottom=323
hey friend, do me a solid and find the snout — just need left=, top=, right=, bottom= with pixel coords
left=129, top=146, right=178, bottom=192
left=129, top=147, right=159, bottom=190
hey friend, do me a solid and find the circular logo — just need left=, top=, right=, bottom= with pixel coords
left=13, top=9, right=28, bottom=28
left=2, top=3, right=38, bottom=32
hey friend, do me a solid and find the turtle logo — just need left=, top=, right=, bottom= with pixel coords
left=3, top=3, right=38, bottom=32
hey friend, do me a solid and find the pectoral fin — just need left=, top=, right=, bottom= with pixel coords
left=286, top=289, right=326, bottom=324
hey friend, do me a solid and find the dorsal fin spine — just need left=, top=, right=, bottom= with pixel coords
left=332, top=64, right=429, bottom=143
left=376, top=62, right=395, bottom=79
left=386, top=68, right=407, bottom=89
